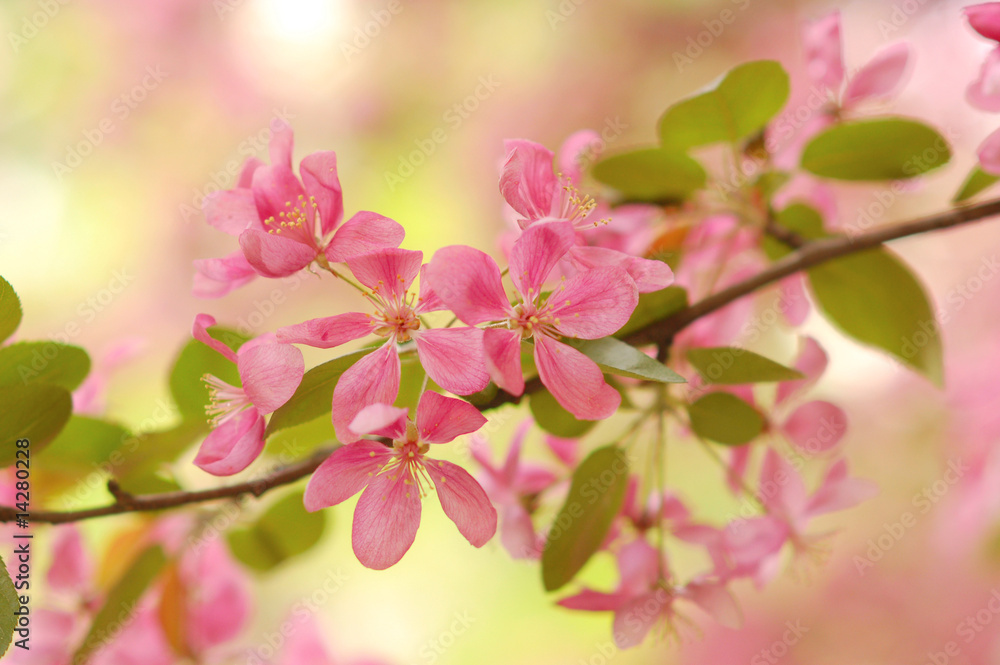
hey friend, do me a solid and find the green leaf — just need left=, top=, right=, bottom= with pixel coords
left=0, top=342, right=90, bottom=391
left=169, top=327, right=249, bottom=421
left=754, top=170, right=792, bottom=202
left=592, top=149, right=707, bottom=202
left=954, top=165, right=1000, bottom=203
left=72, top=545, right=167, bottom=665
left=808, top=247, right=943, bottom=385
left=565, top=337, right=685, bottom=383
left=0, top=384, right=72, bottom=467
left=265, top=348, right=374, bottom=438
left=686, top=347, right=803, bottom=384
left=761, top=203, right=827, bottom=261
left=529, top=389, right=596, bottom=438
left=615, top=286, right=688, bottom=339
left=542, top=445, right=629, bottom=591
left=801, top=118, right=951, bottom=181
left=115, top=421, right=208, bottom=491
left=659, top=60, right=790, bottom=150
left=227, top=490, right=326, bottom=571
left=36, top=416, right=129, bottom=472
left=0, top=276, right=22, bottom=345
left=687, top=392, right=764, bottom=445
left=0, top=555, right=18, bottom=658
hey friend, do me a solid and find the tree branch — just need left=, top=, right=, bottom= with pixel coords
left=8, top=196, right=1000, bottom=526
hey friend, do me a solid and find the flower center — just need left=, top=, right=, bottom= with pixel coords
left=365, top=278, right=422, bottom=342
left=262, top=194, right=322, bottom=248
left=384, top=437, right=432, bottom=499
left=202, top=374, right=252, bottom=427
left=511, top=302, right=558, bottom=339
left=557, top=174, right=608, bottom=230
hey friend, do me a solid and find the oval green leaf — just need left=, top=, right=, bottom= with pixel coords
left=615, top=286, right=688, bottom=339
left=0, top=384, right=72, bottom=467
left=0, top=342, right=90, bottom=391
left=566, top=337, right=685, bottom=383
left=529, top=389, right=596, bottom=438
left=953, top=165, right=1000, bottom=203
left=687, top=392, right=764, bottom=445
left=0, top=277, right=22, bottom=345
left=542, top=445, right=629, bottom=591
left=686, top=347, right=803, bottom=385
left=592, top=148, right=707, bottom=202
left=801, top=118, right=951, bottom=181
left=227, top=490, right=326, bottom=571
left=0, top=555, right=18, bottom=657
left=807, top=247, right=943, bottom=386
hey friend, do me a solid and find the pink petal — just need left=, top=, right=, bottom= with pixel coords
left=303, top=441, right=393, bottom=510
left=545, top=266, right=638, bottom=339
left=557, top=589, right=631, bottom=612
left=499, top=139, right=558, bottom=222
left=483, top=328, right=524, bottom=396
left=346, top=247, right=423, bottom=300
left=534, top=334, right=620, bottom=420
left=722, top=516, right=788, bottom=583
left=331, top=342, right=400, bottom=444
left=193, top=250, right=257, bottom=299
left=240, top=228, right=317, bottom=278
left=612, top=592, right=665, bottom=648
left=683, top=581, right=742, bottom=629
left=775, top=336, right=828, bottom=404
left=968, top=46, right=1000, bottom=112
left=759, top=448, right=808, bottom=519
left=544, top=434, right=578, bottom=467
left=782, top=400, right=847, bottom=454
left=417, top=264, right=448, bottom=313
left=236, top=157, right=263, bottom=188
left=503, top=420, right=532, bottom=481
left=299, top=151, right=344, bottom=236
left=277, top=615, right=333, bottom=665
left=194, top=408, right=266, bottom=476
left=416, top=391, right=487, bottom=443
left=430, top=458, right=498, bottom=547
left=183, top=540, right=252, bottom=652
left=203, top=189, right=260, bottom=236
left=251, top=164, right=307, bottom=225
left=413, top=327, right=490, bottom=395
left=806, top=459, right=879, bottom=517
left=325, top=211, right=406, bottom=263
left=424, top=245, right=511, bottom=324
left=978, top=125, right=1000, bottom=176
left=558, top=129, right=602, bottom=183
left=617, top=538, right=661, bottom=593
left=727, top=445, right=752, bottom=496
left=350, top=403, right=408, bottom=439
left=499, top=502, right=541, bottom=559
left=352, top=468, right=422, bottom=569
left=268, top=121, right=294, bottom=168
left=90, top=607, right=174, bottom=665
left=568, top=246, right=675, bottom=294
left=778, top=274, right=810, bottom=327
left=192, top=313, right=237, bottom=363
left=509, top=221, right=576, bottom=300
left=803, top=10, right=845, bottom=91
left=276, top=312, right=374, bottom=349
left=237, top=342, right=304, bottom=414
left=966, top=2, right=1000, bottom=41
left=843, top=42, right=911, bottom=106
left=47, top=526, right=91, bottom=595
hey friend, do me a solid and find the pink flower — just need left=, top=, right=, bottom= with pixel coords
left=276, top=614, right=394, bottom=665
left=192, top=314, right=304, bottom=475
left=499, top=139, right=674, bottom=293
left=557, top=538, right=740, bottom=648
left=194, top=123, right=404, bottom=296
left=181, top=539, right=253, bottom=654
left=304, top=391, right=497, bottom=569
left=47, top=526, right=93, bottom=597
left=966, top=3, right=1000, bottom=111
left=426, top=222, right=638, bottom=420
left=277, top=248, right=489, bottom=443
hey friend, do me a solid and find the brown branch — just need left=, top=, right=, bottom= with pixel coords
left=7, top=196, right=1000, bottom=526
left=763, top=215, right=808, bottom=249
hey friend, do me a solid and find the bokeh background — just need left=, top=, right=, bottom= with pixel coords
left=5, top=0, right=1000, bottom=662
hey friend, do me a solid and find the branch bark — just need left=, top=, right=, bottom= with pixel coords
left=7, top=196, right=1000, bottom=525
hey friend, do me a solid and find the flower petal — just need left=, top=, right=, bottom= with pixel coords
left=803, top=10, right=845, bottom=91
left=966, top=2, right=1000, bottom=41
left=775, top=336, right=828, bottom=404
left=568, top=245, right=675, bottom=294
left=416, top=391, right=487, bottom=443
left=483, top=328, right=524, bottom=395
left=682, top=581, right=742, bottom=629
left=183, top=540, right=252, bottom=652
left=236, top=157, right=263, bottom=188
left=978, top=125, right=1000, bottom=176
left=545, top=265, right=638, bottom=339
left=534, top=334, right=620, bottom=420
left=557, top=589, right=631, bottom=612
left=782, top=400, right=847, bottom=454
left=499, top=139, right=558, bottom=222
left=352, top=468, right=421, bottom=569
left=805, top=459, right=879, bottom=517
left=759, top=448, right=808, bottom=519
left=968, top=46, right=1000, bottom=112
left=194, top=409, right=265, bottom=476
left=430, top=458, right=498, bottom=547
left=251, top=163, right=307, bottom=224
left=237, top=342, right=304, bottom=414
left=276, top=312, right=374, bottom=349
left=424, top=245, right=511, bottom=324
left=47, top=526, right=91, bottom=595
left=612, top=592, right=667, bottom=649
left=413, top=327, right=490, bottom=395
left=303, top=441, right=393, bottom=510
left=332, top=342, right=400, bottom=443
left=416, top=264, right=448, bottom=313
left=558, top=129, right=602, bottom=183
left=500, top=502, right=541, bottom=559
left=193, top=251, right=257, bottom=299
left=843, top=42, right=910, bottom=106
left=509, top=221, right=576, bottom=299
left=203, top=189, right=260, bottom=236
left=350, top=403, right=409, bottom=440
left=240, top=228, right=317, bottom=278
left=346, top=247, right=423, bottom=300
left=192, top=313, right=237, bottom=363
left=299, top=151, right=344, bottom=236
left=325, top=211, right=406, bottom=263
left=268, top=121, right=294, bottom=169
